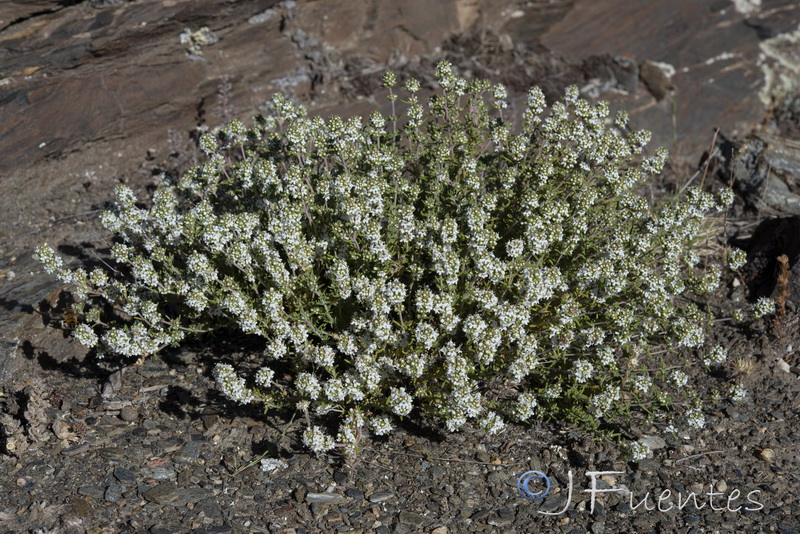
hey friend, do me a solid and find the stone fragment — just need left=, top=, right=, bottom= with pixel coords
left=104, top=483, right=124, bottom=502
left=113, top=467, right=137, bottom=485
left=368, top=490, right=394, bottom=503
left=639, top=60, right=675, bottom=100
left=173, top=487, right=209, bottom=506
left=639, top=434, right=667, bottom=450
left=306, top=492, right=344, bottom=504
left=140, top=466, right=176, bottom=481
left=758, top=448, right=776, bottom=462
left=119, top=406, right=138, bottom=422
left=143, top=483, right=180, bottom=505
left=398, top=510, right=427, bottom=526
left=77, top=486, right=105, bottom=499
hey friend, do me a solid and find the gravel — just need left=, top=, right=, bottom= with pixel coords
left=5, top=346, right=796, bottom=534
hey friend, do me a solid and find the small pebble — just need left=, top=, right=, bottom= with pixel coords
left=758, top=448, right=775, bottom=463
left=104, top=483, right=125, bottom=503
left=114, top=467, right=137, bottom=485
left=333, top=470, right=348, bottom=485
left=119, top=406, right=138, bottom=421
left=16, top=478, right=26, bottom=487
left=368, top=490, right=394, bottom=503
left=398, top=510, right=426, bottom=526
left=306, top=492, right=344, bottom=504
left=345, top=488, right=364, bottom=500
left=640, top=435, right=667, bottom=450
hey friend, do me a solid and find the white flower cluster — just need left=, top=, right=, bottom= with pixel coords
left=628, top=440, right=651, bottom=461
left=703, top=345, right=728, bottom=367
left=685, top=407, right=706, bottom=429
left=753, top=297, right=775, bottom=319
left=212, top=364, right=256, bottom=405
left=302, top=426, right=335, bottom=454
left=728, top=248, right=747, bottom=271
left=729, top=383, right=747, bottom=403
left=37, top=62, right=732, bottom=453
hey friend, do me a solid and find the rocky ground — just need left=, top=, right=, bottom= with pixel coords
left=2, top=1, right=800, bottom=532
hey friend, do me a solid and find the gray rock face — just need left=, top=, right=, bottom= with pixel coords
left=0, top=0, right=285, bottom=175
left=540, top=0, right=800, bottom=153
left=730, top=135, right=800, bottom=216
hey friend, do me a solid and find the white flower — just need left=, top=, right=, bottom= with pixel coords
left=728, top=248, right=747, bottom=271
left=34, top=68, right=731, bottom=454
left=480, top=412, right=506, bottom=435
left=73, top=323, right=98, bottom=349
left=703, top=345, right=727, bottom=367
left=371, top=416, right=393, bottom=436
left=597, top=346, right=616, bottom=366
left=571, top=359, right=594, bottom=383
left=296, top=372, right=322, bottom=400
left=729, top=383, right=747, bottom=403
left=514, top=392, right=538, bottom=421
left=686, top=408, right=705, bottom=429
left=629, top=440, right=651, bottom=461
left=388, top=387, right=413, bottom=416
left=669, top=369, right=688, bottom=388
left=543, top=383, right=562, bottom=399
left=213, top=364, right=256, bottom=405
left=505, top=239, right=524, bottom=259
left=630, top=374, right=652, bottom=394
left=255, top=367, right=274, bottom=388
left=753, top=297, right=775, bottom=319
left=302, top=426, right=335, bottom=454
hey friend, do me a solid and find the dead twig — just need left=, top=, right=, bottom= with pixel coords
left=674, top=449, right=728, bottom=464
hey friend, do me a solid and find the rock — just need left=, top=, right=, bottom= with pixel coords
left=173, top=488, right=209, bottom=506
left=176, top=440, right=202, bottom=461
left=639, top=434, right=668, bottom=451
left=61, top=443, right=91, bottom=457
left=201, top=414, right=221, bottom=431
left=398, top=510, right=427, bottom=527
left=259, top=458, right=288, bottom=474
left=488, top=507, right=515, bottom=527
left=333, top=470, right=348, bottom=485
left=77, top=486, right=105, bottom=499
left=113, top=467, right=137, bottom=485
left=140, top=466, right=176, bottom=481
left=540, top=0, right=798, bottom=154
left=119, top=406, right=138, bottom=422
left=368, top=490, right=394, bottom=503
left=345, top=488, right=365, bottom=500
left=104, top=483, right=125, bottom=503
left=728, top=136, right=800, bottom=216
left=305, top=492, right=344, bottom=504
left=639, top=60, right=675, bottom=101
left=758, top=448, right=776, bottom=463
left=143, top=483, right=180, bottom=505
left=470, top=508, right=492, bottom=521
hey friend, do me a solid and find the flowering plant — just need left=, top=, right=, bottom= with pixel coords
left=37, top=62, right=733, bottom=453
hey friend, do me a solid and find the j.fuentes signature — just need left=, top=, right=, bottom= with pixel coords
left=518, top=470, right=763, bottom=515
